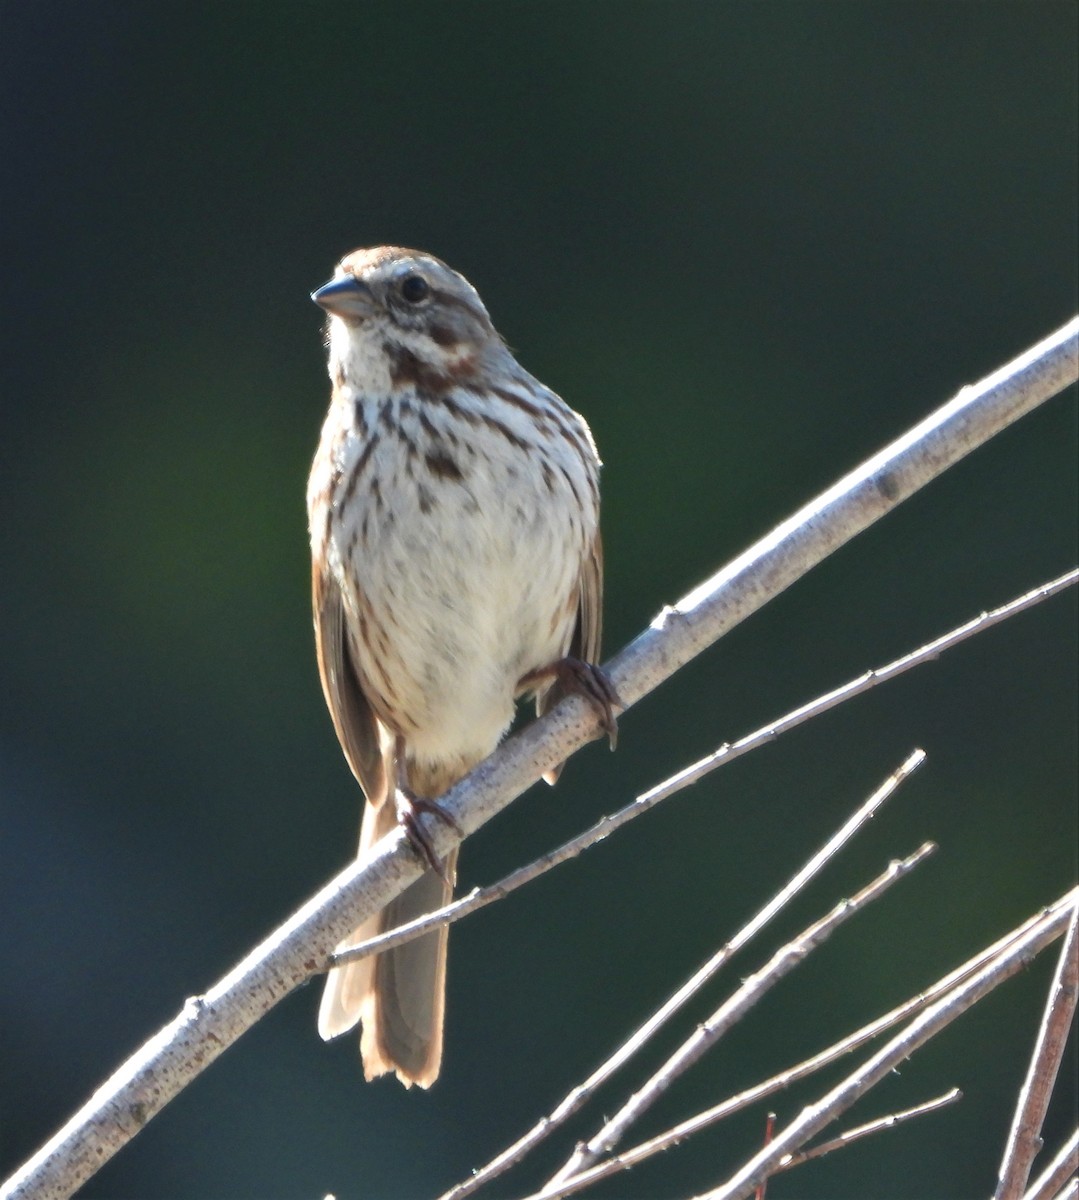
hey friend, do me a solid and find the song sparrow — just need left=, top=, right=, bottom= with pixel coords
left=308, top=246, right=617, bottom=1087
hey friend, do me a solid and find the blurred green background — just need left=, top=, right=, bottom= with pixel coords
left=1, top=3, right=1076, bottom=1197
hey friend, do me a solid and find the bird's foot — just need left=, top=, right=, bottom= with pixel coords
left=394, top=787, right=461, bottom=882
left=520, top=657, right=624, bottom=749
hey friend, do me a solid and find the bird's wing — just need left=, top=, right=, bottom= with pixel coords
left=312, top=564, right=389, bottom=809
left=538, top=529, right=604, bottom=783
left=572, top=527, right=604, bottom=668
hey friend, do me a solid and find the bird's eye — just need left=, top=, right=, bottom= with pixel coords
left=400, top=274, right=430, bottom=304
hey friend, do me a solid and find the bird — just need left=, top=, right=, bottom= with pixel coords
left=307, top=246, right=616, bottom=1086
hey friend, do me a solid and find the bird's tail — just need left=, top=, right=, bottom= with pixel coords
left=318, top=760, right=460, bottom=1088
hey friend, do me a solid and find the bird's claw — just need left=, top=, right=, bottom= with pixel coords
left=395, top=788, right=461, bottom=882
left=522, top=657, right=625, bottom=750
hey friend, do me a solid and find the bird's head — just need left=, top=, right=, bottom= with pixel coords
left=313, top=246, right=503, bottom=393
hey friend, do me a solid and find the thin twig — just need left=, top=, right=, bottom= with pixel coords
left=515, top=894, right=1078, bottom=1200
left=996, top=905, right=1079, bottom=1200
left=777, top=1088, right=963, bottom=1169
left=1020, top=1128, right=1079, bottom=1200
left=440, top=754, right=925, bottom=1200
left=547, top=844, right=936, bottom=1187
left=1035, top=1178, right=1077, bottom=1200
left=3, top=320, right=1075, bottom=1200
left=692, top=895, right=1078, bottom=1200
left=753, top=1113, right=776, bottom=1200
left=336, top=567, right=1075, bottom=972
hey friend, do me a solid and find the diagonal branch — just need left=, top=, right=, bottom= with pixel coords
left=695, top=895, right=1079, bottom=1200
left=1020, top=1127, right=1079, bottom=1200
left=2, top=319, right=1075, bottom=1200
left=442, top=754, right=925, bottom=1200
left=996, top=903, right=1079, bottom=1200
left=547, top=843, right=937, bottom=1187
left=509, top=895, right=1077, bottom=1200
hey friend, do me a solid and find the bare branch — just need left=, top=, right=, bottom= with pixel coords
left=997, top=906, right=1079, bottom=1199
left=3, top=320, right=1075, bottom=1200
left=1020, top=1128, right=1078, bottom=1200
left=777, top=1088, right=963, bottom=1170
left=503, top=895, right=1076, bottom=1200
left=441, top=754, right=925, bottom=1200
left=547, top=844, right=936, bottom=1187
left=692, top=895, right=1078, bottom=1200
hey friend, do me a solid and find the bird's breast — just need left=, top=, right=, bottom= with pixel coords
left=320, top=388, right=598, bottom=764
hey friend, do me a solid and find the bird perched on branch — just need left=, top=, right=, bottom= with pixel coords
left=307, top=247, right=618, bottom=1086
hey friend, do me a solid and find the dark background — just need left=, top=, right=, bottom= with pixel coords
left=1, top=4, right=1076, bottom=1198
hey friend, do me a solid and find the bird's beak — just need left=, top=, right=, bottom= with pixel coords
left=311, top=274, right=374, bottom=319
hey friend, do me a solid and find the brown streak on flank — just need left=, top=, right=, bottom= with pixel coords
left=557, top=425, right=600, bottom=504
left=556, top=461, right=585, bottom=512
left=558, top=418, right=594, bottom=466
left=418, top=410, right=440, bottom=440
left=541, top=460, right=557, bottom=493
left=491, top=385, right=546, bottom=420
left=367, top=650, right=396, bottom=705
left=357, top=609, right=373, bottom=662
left=494, top=386, right=595, bottom=463
left=425, top=450, right=465, bottom=481
left=439, top=394, right=482, bottom=428
left=366, top=604, right=393, bottom=663
left=396, top=424, right=419, bottom=460
left=340, top=433, right=380, bottom=506
left=417, top=484, right=436, bottom=514
left=549, top=588, right=576, bottom=635
left=492, top=389, right=561, bottom=443
left=479, top=413, right=531, bottom=452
